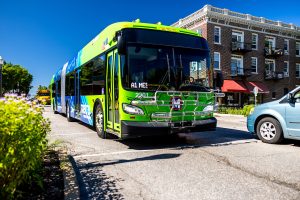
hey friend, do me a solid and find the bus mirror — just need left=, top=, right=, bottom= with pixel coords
left=117, top=34, right=126, bottom=55
left=214, top=71, right=224, bottom=89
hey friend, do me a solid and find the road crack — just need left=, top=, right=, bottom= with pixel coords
left=200, top=148, right=300, bottom=193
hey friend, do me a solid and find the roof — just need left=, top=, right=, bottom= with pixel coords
left=52, top=21, right=201, bottom=81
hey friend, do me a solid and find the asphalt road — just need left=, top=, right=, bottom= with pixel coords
left=45, top=107, right=300, bottom=200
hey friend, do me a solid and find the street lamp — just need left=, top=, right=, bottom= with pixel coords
left=0, top=56, right=4, bottom=97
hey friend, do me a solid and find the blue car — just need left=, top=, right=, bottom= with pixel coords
left=247, top=86, right=300, bottom=144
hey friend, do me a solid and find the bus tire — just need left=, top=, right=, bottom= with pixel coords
left=66, top=103, right=75, bottom=122
left=95, top=104, right=106, bottom=139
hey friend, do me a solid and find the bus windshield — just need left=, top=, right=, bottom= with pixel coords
left=122, top=44, right=210, bottom=91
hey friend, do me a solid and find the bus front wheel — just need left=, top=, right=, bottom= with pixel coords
left=95, top=104, right=106, bottom=139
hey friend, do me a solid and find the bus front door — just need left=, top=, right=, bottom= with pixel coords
left=74, top=70, right=81, bottom=118
left=106, top=50, right=120, bottom=134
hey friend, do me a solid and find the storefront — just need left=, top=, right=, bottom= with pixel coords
left=219, top=80, right=269, bottom=107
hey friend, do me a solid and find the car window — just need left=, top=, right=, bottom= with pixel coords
left=294, top=90, right=300, bottom=103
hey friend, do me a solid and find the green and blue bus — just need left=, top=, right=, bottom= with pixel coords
left=50, top=20, right=223, bottom=139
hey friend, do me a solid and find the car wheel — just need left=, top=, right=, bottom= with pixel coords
left=256, top=117, right=283, bottom=144
left=66, top=103, right=74, bottom=122
left=95, top=104, right=106, bottom=139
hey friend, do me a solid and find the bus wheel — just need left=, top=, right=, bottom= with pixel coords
left=66, top=103, right=74, bottom=122
left=95, top=104, right=106, bottom=139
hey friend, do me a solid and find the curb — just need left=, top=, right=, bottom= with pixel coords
left=215, top=113, right=247, bottom=118
left=58, top=151, right=80, bottom=200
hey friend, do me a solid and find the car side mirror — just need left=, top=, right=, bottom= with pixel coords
left=287, top=92, right=294, bottom=102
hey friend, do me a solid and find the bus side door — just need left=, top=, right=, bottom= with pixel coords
left=106, top=50, right=120, bottom=133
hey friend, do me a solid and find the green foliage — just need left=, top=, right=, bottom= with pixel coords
left=0, top=95, right=50, bottom=199
left=218, top=104, right=255, bottom=116
left=37, top=85, right=48, bottom=91
left=2, top=63, right=33, bottom=95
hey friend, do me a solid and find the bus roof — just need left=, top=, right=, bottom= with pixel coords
left=52, top=21, right=202, bottom=81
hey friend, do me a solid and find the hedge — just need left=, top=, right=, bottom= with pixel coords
left=218, top=104, right=255, bottom=116
left=0, top=95, right=50, bottom=199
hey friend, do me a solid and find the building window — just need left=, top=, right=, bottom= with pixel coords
left=231, top=55, right=243, bottom=76
left=272, top=92, right=276, bottom=99
left=214, top=26, right=221, bottom=44
left=251, top=57, right=257, bottom=74
left=284, top=61, right=289, bottom=77
left=284, top=88, right=289, bottom=95
left=214, top=52, right=221, bottom=70
left=232, top=31, right=244, bottom=49
left=296, top=43, right=300, bottom=57
left=252, top=33, right=258, bottom=50
left=265, top=36, right=276, bottom=49
left=284, top=39, right=289, bottom=55
left=296, top=63, right=300, bottom=78
left=265, top=59, right=275, bottom=75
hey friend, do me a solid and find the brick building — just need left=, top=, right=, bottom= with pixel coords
left=172, top=5, right=300, bottom=107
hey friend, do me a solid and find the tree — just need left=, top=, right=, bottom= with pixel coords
left=37, top=85, right=48, bottom=91
left=2, top=63, right=33, bottom=95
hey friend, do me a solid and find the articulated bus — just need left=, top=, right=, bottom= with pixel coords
left=50, top=20, right=223, bottom=139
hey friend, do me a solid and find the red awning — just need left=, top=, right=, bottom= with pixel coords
left=221, top=80, right=248, bottom=92
left=245, top=81, right=270, bottom=94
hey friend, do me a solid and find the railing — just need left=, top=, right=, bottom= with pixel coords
left=264, top=47, right=284, bottom=57
left=230, top=67, right=252, bottom=76
left=172, top=5, right=299, bottom=31
left=231, top=42, right=252, bottom=53
left=264, top=71, right=284, bottom=80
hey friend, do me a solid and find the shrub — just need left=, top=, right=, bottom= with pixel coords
left=217, top=104, right=255, bottom=116
left=0, top=95, right=50, bottom=199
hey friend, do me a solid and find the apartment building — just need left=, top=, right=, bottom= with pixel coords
left=172, top=5, right=300, bottom=107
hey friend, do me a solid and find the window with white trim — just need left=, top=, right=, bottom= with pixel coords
left=214, top=52, right=221, bottom=70
left=232, top=31, right=244, bottom=49
left=265, top=59, right=275, bottom=74
left=214, top=26, right=221, bottom=44
left=231, top=55, right=243, bottom=75
left=296, top=42, right=300, bottom=57
left=251, top=33, right=258, bottom=50
left=251, top=57, right=257, bottom=73
left=265, top=36, right=276, bottom=48
left=284, top=61, right=289, bottom=77
left=284, top=39, right=289, bottom=55
left=296, top=63, right=300, bottom=78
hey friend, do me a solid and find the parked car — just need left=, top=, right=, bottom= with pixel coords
left=247, top=86, right=300, bottom=144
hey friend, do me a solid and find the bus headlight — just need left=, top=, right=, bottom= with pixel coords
left=203, top=105, right=214, bottom=112
left=123, top=104, right=144, bottom=115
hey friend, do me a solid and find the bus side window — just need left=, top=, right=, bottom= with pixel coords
left=93, top=55, right=106, bottom=95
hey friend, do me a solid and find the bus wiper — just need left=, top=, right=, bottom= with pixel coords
left=157, top=54, right=171, bottom=91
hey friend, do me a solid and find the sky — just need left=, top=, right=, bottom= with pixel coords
left=0, top=0, right=300, bottom=95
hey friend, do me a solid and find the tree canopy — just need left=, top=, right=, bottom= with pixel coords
left=37, top=85, right=48, bottom=91
left=2, top=63, right=33, bottom=95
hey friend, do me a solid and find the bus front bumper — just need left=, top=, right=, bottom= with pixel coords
left=121, top=117, right=217, bottom=138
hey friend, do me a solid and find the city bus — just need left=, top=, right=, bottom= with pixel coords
left=50, top=20, right=223, bottom=139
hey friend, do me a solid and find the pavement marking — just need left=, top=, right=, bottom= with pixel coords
left=73, top=139, right=258, bottom=159
left=210, top=139, right=259, bottom=146
left=50, top=132, right=96, bottom=136
left=73, top=149, right=159, bottom=159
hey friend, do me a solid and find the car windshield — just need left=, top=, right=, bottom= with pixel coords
left=121, top=44, right=210, bottom=92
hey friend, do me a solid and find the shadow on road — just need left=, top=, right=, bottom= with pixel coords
left=69, top=153, right=180, bottom=199
left=120, top=127, right=256, bottom=150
